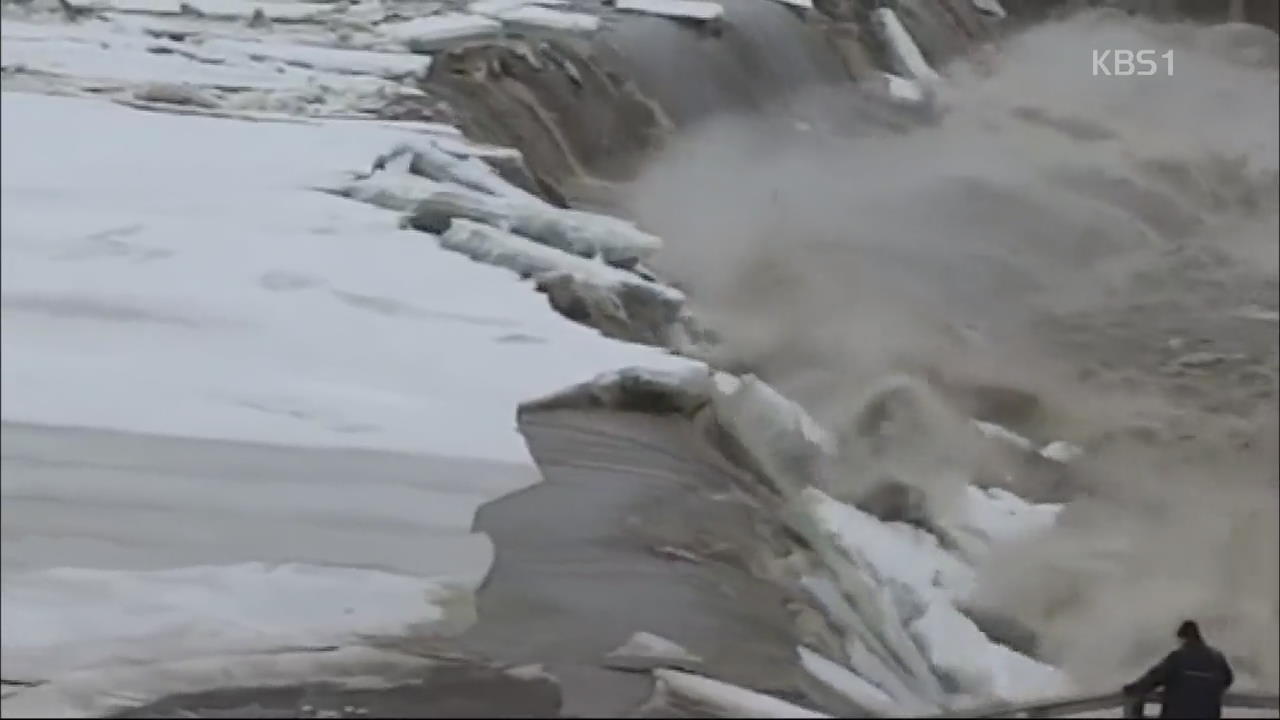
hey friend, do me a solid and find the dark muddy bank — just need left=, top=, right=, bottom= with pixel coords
left=415, top=0, right=1279, bottom=209
left=417, top=0, right=1002, bottom=208
left=453, top=406, right=821, bottom=717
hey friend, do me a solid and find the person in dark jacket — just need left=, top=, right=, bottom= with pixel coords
left=1123, top=620, right=1235, bottom=719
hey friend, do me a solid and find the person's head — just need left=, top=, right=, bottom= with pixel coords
left=1176, top=620, right=1204, bottom=645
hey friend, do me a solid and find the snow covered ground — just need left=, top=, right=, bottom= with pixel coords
left=0, top=421, right=523, bottom=693
left=0, top=92, right=690, bottom=460
left=0, top=6, right=694, bottom=707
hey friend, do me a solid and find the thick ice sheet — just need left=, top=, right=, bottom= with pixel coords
left=469, top=0, right=570, bottom=15
left=799, top=646, right=903, bottom=718
left=2, top=18, right=306, bottom=88
left=703, top=368, right=1073, bottom=707
left=178, top=0, right=335, bottom=21
left=382, top=13, right=500, bottom=50
left=871, top=8, right=940, bottom=84
left=2, top=563, right=465, bottom=682
left=439, top=219, right=681, bottom=302
left=197, top=37, right=433, bottom=77
left=652, top=669, right=830, bottom=719
left=2, top=646, right=440, bottom=718
left=960, top=486, right=1061, bottom=545
left=0, top=16, right=407, bottom=112
left=0, top=92, right=693, bottom=463
left=909, top=602, right=1067, bottom=701
left=494, top=4, right=601, bottom=32
left=811, top=493, right=977, bottom=601
left=65, top=0, right=336, bottom=19
left=882, top=72, right=927, bottom=104
left=0, top=89, right=698, bottom=709
left=0, top=420, right=530, bottom=577
left=971, top=0, right=1006, bottom=19
left=807, top=489, right=1069, bottom=702
left=613, top=0, right=724, bottom=23
left=768, top=0, right=813, bottom=11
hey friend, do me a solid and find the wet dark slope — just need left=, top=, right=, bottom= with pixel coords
left=421, top=0, right=949, bottom=207
left=457, top=407, right=813, bottom=717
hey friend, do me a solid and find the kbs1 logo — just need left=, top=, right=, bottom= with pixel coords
left=1091, top=49, right=1174, bottom=77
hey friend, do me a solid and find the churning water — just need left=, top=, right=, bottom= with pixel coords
left=623, top=8, right=1279, bottom=690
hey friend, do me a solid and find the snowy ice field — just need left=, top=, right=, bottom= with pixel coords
left=2, top=3, right=1074, bottom=716
left=0, top=87, right=694, bottom=680
left=0, top=93, right=692, bottom=460
left=0, top=10, right=694, bottom=706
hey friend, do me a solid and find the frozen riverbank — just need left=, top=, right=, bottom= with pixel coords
left=3, top=0, right=1276, bottom=715
left=0, top=88, right=1072, bottom=712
